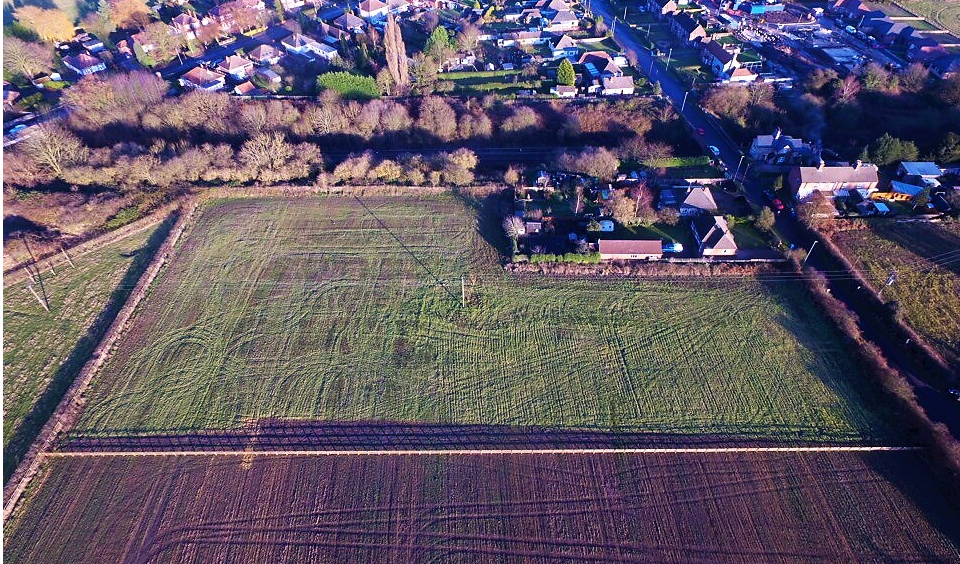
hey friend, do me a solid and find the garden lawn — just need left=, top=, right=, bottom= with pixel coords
left=832, top=220, right=960, bottom=370
left=75, top=195, right=894, bottom=442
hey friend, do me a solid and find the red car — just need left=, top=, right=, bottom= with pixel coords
left=771, top=198, right=785, bottom=212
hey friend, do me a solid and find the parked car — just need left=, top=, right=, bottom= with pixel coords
left=8, top=124, right=27, bottom=136
left=707, top=145, right=721, bottom=157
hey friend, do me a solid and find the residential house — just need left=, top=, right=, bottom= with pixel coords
left=387, top=0, right=411, bottom=13
left=131, top=31, right=158, bottom=53
left=599, top=239, right=663, bottom=261
left=499, top=31, right=549, bottom=47
left=580, top=51, right=622, bottom=77
left=601, top=75, right=634, bottom=96
left=550, top=84, right=577, bottom=97
left=278, top=0, right=305, bottom=12
left=788, top=161, right=880, bottom=200
left=887, top=180, right=925, bottom=201
left=898, top=161, right=942, bottom=182
left=677, top=186, right=718, bottom=216
left=179, top=66, right=227, bottom=91
left=550, top=35, right=578, bottom=59
left=318, top=21, right=352, bottom=44
left=545, top=11, right=579, bottom=32
left=217, top=55, right=255, bottom=79
left=670, top=12, right=706, bottom=44
left=78, top=33, right=106, bottom=53
left=171, top=13, right=203, bottom=39
left=533, top=0, right=569, bottom=12
left=248, top=44, right=283, bottom=65
left=234, top=80, right=259, bottom=95
left=749, top=128, right=813, bottom=164
left=63, top=53, right=107, bottom=76
left=333, top=12, right=366, bottom=33
left=931, top=54, right=960, bottom=78
left=282, top=33, right=324, bottom=55
left=647, top=0, right=678, bottom=19
left=358, top=0, right=389, bottom=19
left=692, top=215, right=737, bottom=256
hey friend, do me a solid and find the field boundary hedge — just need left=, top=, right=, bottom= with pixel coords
left=794, top=258, right=960, bottom=484
left=505, top=260, right=782, bottom=277
left=2, top=199, right=199, bottom=523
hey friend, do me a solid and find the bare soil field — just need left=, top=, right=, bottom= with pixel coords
left=72, top=195, right=894, bottom=442
left=5, top=452, right=959, bottom=564
left=832, top=221, right=960, bottom=369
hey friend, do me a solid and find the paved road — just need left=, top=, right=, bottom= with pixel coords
left=159, top=26, right=292, bottom=79
left=41, top=445, right=924, bottom=457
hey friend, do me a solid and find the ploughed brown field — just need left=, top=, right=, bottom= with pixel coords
left=6, top=452, right=959, bottom=564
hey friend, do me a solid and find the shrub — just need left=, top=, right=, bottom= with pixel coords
left=316, top=72, right=381, bottom=100
left=104, top=206, right=142, bottom=230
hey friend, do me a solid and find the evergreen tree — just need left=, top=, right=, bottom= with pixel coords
left=557, top=58, right=575, bottom=86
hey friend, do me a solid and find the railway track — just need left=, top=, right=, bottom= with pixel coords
left=41, top=446, right=924, bottom=457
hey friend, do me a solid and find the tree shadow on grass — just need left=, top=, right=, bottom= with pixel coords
left=452, top=188, right=513, bottom=262
left=3, top=210, right=179, bottom=484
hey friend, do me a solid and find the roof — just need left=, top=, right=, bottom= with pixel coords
left=694, top=216, right=738, bottom=251
left=703, top=39, right=735, bottom=64
left=681, top=186, right=717, bottom=210
left=234, top=81, right=258, bottom=94
left=602, top=75, right=634, bottom=90
left=931, top=54, right=960, bottom=75
left=553, top=34, right=577, bottom=50
left=579, top=50, right=613, bottom=64
left=553, top=85, right=577, bottom=94
left=172, top=13, right=199, bottom=25
left=899, top=161, right=942, bottom=177
left=795, top=163, right=879, bottom=184
left=334, top=12, right=365, bottom=28
left=534, top=0, right=569, bottom=11
left=550, top=10, right=578, bottom=23
left=181, top=66, right=225, bottom=86
left=599, top=239, right=663, bottom=255
left=674, top=12, right=703, bottom=35
left=249, top=44, right=279, bottom=59
left=283, top=33, right=321, bottom=49
left=889, top=180, right=924, bottom=196
left=63, top=53, right=104, bottom=70
left=358, top=0, right=387, bottom=11
left=730, top=67, right=756, bottom=78
left=218, top=55, right=253, bottom=71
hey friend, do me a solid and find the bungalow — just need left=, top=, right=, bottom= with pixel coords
left=599, top=239, right=663, bottom=261
left=499, top=31, right=549, bottom=47
left=749, top=128, right=813, bottom=163
left=333, top=12, right=366, bottom=33
left=647, top=0, right=679, bottom=19
left=78, top=33, right=106, bottom=53
left=545, top=10, right=579, bottom=32
left=580, top=51, right=622, bottom=77
left=179, top=66, right=227, bottom=91
left=670, top=12, right=706, bottom=44
left=692, top=215, right=737, bottom=257
left=63, top=53, right=107, bottom=76
left=551, top=34, right=578, bottom=60
left=358, top=0, right=388, bottom=19
left=601, top=75, right=634, bottom=96
left=248, top=44, right=283, bottom=65
left=788, top=160, right=879, bottom=200
left=550, top=84, right=577, bottom=97
left=255, top=67, right=282, bottom=85
left=318, top=21, right=352, bottom=44
left=217, top=55, right=255, bottom=79
left=533, top=0, right=569, bottom=12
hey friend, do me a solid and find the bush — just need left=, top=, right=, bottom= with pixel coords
left=104, top=205, right=142, bottom=230
left=316, top=72, right=380, bottom=100
left=528, top=252, right=601, bottom=264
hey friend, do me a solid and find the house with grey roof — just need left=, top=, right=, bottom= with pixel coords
left=551, top=35, right=578, bottom=60
left=692, top=215, right=737, bottom=257
left=788, top=161, right=879, bottom=200
left=749, top=128, right=814, bottom=164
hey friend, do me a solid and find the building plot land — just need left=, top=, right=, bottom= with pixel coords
left=72, top=195, right=895, bottom=442
left=832, top=221, right=960, bottom=369
left=5, top=452, right=960, bottom=564
left=2, top=218, right=172, bottom=478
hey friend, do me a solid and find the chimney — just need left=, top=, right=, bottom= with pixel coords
left=854, top=159, right=862, bottom=169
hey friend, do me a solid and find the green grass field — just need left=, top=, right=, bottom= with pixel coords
left=895, top=0, right=960, bottom=36
left=833, top=221, right=960, bottom=369
left=74, top=195, right=893, bottom=442
left=3, top=218, right=172, bottom=478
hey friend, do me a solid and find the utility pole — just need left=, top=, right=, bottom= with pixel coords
left=26, top=284, right=49, bottom=312
left=680, top=90, right=689, bottom=112
left=801, top=240, right=817, bottom=268
left=878, top=270, right=897, bottom=298
left=665, top=47, right=673, bottom=67
left=461, top=275, right=466, bottom=307
left=734, top=154, right=745, bottom=180
left=648, top=58, right=655, bottom=75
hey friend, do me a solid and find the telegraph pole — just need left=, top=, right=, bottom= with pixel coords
left=60, top=245, right=76, bottom=268
left=801, top=240, right=817, bottom=268
left=878, top=271, right=897, bottom=298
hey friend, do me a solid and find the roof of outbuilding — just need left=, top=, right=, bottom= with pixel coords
left=599, top=239, right=663, bottom=255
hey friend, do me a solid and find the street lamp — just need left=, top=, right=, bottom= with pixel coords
left=648, top=58, right=655, bottom=76
left=733, top=155, right=745, bottom=179
left=680, top=90, right=689, bottom=112
left=665, top=47, right=673, bottom=67
left=741, top=163, right=754, bottom=179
